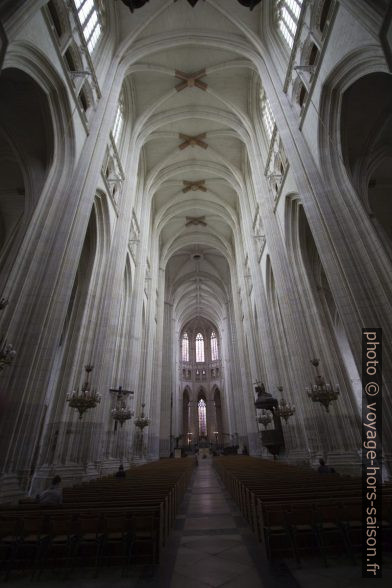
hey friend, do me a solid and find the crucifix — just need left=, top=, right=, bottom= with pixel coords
left=175, top=69, right=207, bottom=92
left=179, top=133, right=208, bottom=150
left=109, top=385, right=134, bottom=399
left=182, top=180, right=207, bottom=193
left=109, top=385, right=134, bottom=431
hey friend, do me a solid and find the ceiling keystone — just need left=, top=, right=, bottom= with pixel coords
left=182, top=180, right=207, bottom=193
left=179, top=133, right=208, bottom=150
left=121, top=0, right=261, bottom=11
left=186, top=216, right=207, bottom=226
left=175, top=70, right=207, bottom=92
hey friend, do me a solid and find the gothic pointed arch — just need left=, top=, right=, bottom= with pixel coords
left=0, top=67, right=54, bottom=289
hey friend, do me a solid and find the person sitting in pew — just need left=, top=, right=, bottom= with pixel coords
left=317, top=458, right=335, bottom=474
left=115, top=464, right=126, bottom=478
left=37, top=475, right=63, bottom=505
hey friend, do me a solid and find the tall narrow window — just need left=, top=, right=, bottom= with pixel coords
left=182, top=333, right=189, bottom=362
left=112, top=99, right=124, bottom=146
left=211, top=332, right=218, bottom=361
left=48, top=1, right=63, bottom=37
left=261, top=89, right=275, bottom=142
left=276, top=0, right=303, bottom=48
left=198, top=399, right=207, bottom=436
left=196, top=332, right=205, bottom=362
left=74, top=0, right=103, bottom=53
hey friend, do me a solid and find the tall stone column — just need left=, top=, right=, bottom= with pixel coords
left=188, top=399, right=198, bottom=445
left=206, top=398, right=217, bottom=443
left=159, top=300, right=174, bottom=457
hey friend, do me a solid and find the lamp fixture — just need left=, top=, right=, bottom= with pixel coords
left=134, top=403, right=151, bottom=458
left=0, top=298, right=16, bottom=372
left=134, top=403, right=150, bottom=431
left=66, top=365, right=101, bottom=419
left=120, top=0, right=261, bottom=11
left=110, top=385, right=134, bottom=427
left=273, top=386, right=295, bottom=423
left=0, top=340, right=16, bottom=372
left=306, top=359, right=340, bottom=412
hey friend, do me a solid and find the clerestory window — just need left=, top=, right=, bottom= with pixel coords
left=74, top=0, right=103, bottom=53
left=112, top=98, right=124, bottom=146
left=211, top=332, right=219, bottom=361
left=261, top=89, right=275, bottom=142
left=276, top=0, right=303, bottom=49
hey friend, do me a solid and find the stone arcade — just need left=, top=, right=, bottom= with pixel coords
left=0, top=0, right=391, bottom=505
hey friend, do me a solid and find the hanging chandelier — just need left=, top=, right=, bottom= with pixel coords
left=0, top=340, right=16, bottom=372
left=110, top=385, right=134, bottom=427
left=273, top=386, right=295, bottom=423
left=119, top=0, right=261, bottom=11
left=0, top=298, right=16, bottom=372
left=112, top=405, right=134, bottom=426
left=306, top=359, right=340, bottom=412
left=257, top=409, right=272, bottom=428
left=66, top=365, right=101, bottom=419
left=134, top=403, right=150, bottom=430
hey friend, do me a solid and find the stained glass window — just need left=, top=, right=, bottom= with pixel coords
left=74, top=0, right=102, bottom=53
left=196, top=332, right=204, bottom=362
left=198, top=399, right=207, bottom=436
left=182, top=332, right=189, bottom=362
left=211, top=332, right=218, bottom=361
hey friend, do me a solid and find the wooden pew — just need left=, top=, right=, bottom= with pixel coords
left=0, top=458, right=195, bottom=577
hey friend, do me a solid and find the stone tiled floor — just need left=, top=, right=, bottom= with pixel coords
left=288, top=559, right=392, bottom=588
left=5, top=457, right=392, bottom=587
left=169, top=456, right=266, bottom=588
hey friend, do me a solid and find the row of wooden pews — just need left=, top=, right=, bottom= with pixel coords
left=0, top=458, right=195, bottom=578
left=214, top=456, right=392, bottom=565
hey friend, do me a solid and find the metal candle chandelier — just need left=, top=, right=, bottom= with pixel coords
left=110, top=385, right=134, bottom=427
left=119, top=0, right=262, bottom=12
left=0, top=298, right=16, bottom=372
left=306, top=359, right=340, bottom=412
left=273, top=386, right=295, bottom=423
left=66, top=365, right=101, bottom=419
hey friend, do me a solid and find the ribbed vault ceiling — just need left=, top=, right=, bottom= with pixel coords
left=117, top=0, right=263, bottom=332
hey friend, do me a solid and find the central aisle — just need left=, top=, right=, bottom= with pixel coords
left=169, top=456, right=263, bottom=587
left=166, top=456, right=302, bottom=588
